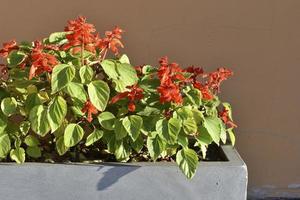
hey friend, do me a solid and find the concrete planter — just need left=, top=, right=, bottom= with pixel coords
left=0, top=145, right=247, bottom=200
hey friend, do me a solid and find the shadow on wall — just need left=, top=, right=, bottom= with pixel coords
left=96, top=164, right=140, bottom=191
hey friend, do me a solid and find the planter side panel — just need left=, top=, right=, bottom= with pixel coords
left=0, top=147, right=247, bottom=200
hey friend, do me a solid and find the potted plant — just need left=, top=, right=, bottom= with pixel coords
left=0, top=16, right=247, bottom=200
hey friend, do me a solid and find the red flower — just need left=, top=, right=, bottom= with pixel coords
left=218, top=108, right=237, bottom=128
left=158, top=56, right=185, bottom=84
left=206, top=67, right=233, bottom=92
left=183, top=66, right=214, bottom=100
left=128, top=102, right=136, bottom=112
left=184, top=66, right=204, bottom=82
left=96, top=26, right=124, bottom=56
left=157, top=56, right=185, bottom=104
left=193, top=82, right=214, bottom=100
left=183, top=66, right=233, bottom=100
left=110, top=85, right=144, bottom=112
left=62, top=16, right=96, bottom=54
left=0, top=40, right=18, bottom=58
left=29, top=41, right=58, bottom=80
left=81, top=99, right=98, bottom=122
left=157, top=80, right=183, bottom=104
left=44, top=44, right=59, bottom=51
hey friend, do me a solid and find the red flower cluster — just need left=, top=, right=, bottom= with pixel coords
left=110, top=85, right=144, bottom=112
left=184, top=66, right=213, bottom=100
left=29, top=41, right=58, bottom=80
left=157, top=56, right=186, bottom=104
left=183, top=66, right=233, bottom=100
left=96, top=26, right=124, bottom=56
left=193, top=82, right=214, bottom=100
left=0, top=40, right=18, bottom=58
left=81, top=99, right=98, bottom=122
left=62, top=16, right=124, bottom=58
left=206, top=67, right=233, bottom=92
left=182, top=66, right=211, bottom=100
left=62, top=16, right=96, bottom=54
left=218, top=108, right=237, bottom=128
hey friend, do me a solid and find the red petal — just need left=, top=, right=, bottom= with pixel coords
left=128, top=102, right=136, bottom=112
left=110, top=92, right=129, bottom=104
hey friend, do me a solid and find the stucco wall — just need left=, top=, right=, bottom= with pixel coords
left=1, top=0, right=299, bottom=195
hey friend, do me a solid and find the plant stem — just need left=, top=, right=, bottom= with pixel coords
left=81, top=36, right=84, bottom=66
left=102, top=48, right=108, bottom=61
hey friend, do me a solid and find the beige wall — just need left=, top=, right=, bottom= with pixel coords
left=1, top=0, right=300, bottom=189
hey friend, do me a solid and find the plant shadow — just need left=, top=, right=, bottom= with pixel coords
left=96, top=164, right=140, bottom=191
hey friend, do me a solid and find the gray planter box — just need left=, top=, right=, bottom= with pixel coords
left=0, top=145, right=247, bottom=200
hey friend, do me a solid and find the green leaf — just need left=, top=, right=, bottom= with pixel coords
left=64, top=123, right=84, bottom=147
left=51, top=64, right=75, bottom=93
left=70, top=106, right=84, bottom=117
left=114, top=140, right=131, bottom=162
left=0, top=134, right=11, bottom=158
left=200, top=144, right=208, bottom=159
left=29, top=105, right=50, bottom=137
left=98, top=112, right=116, bottom=130
left=176, top=107, right=194, bottom=120
left=47, top=96, right=67, bottom=132
left=119, top=54, right=130, bottom=64
left=79, top=65, right=94, bottom=84
left=183, top=87, right=202, bottom=106
left=26, top=146, right=41, bottom=158
left=1, top=97, right=17, bottom=116
left=64, top=82, right=87, bottom=103
left=195, top=126, right=213, bottom=159
left=100, top=60, right=119, bottom=79
left=87, top=80, right=110, bottom=111
left=101, top=60, right=138, bottom=92
left=183, top=118, right=198, bottom=135
left=178, top=132, right=189, bottom=148
left=10, top=147, right=25, bottom=164
left=124, top=115, right=143, bottom=141
left=48, top=31, right=69, bottom=44
left=142, top=65, right=156, bottom=75
left=85, top=129, right=103, bottom=146
left=105, top=133, right=117, bottom=153
left=147, top=134, right=165, bottom=160
left=157, top=118, right=181, bottom=144
left=220, top=122, right=227, bottom=144
left=7, top=51, right=26, bottom=67
left=24, top=135, right=40, bottom=147
left=0, top=87, right=9, bottom=100
left=25, top=93, right=42, bottom=113
left=56, top=137, right=69, bottom=156
left=228, top=128, right=236, bottom=146
left=192, top=109, right=204, bottom=123
left=115, top=63, right=139, bottom=92
left=131, top=135, right=144, bottom=153
left=137, top=106, right=160, bottom=116
left=196, top=126, right=213, bottom=146
left=168, top=118, right=182, bottom=141
left=114, top=118, right=128, bottom=140
left=0, top=113, right=7, bottom=133
left=14, top=137, right=22, bottom=147
left=223, top=102, right=233, bottom=120
left=203, top=117, right=221, bottom=145
left=176, top=148, right=199, bottom=179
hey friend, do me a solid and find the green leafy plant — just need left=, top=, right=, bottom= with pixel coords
left=0, top=16, right=237, bottom=179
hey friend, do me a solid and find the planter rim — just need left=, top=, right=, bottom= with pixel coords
left=0, top=145, right=246, bottom=168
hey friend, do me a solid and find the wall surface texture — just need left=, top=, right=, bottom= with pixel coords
left=0, top=0, right=299, bottom=196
